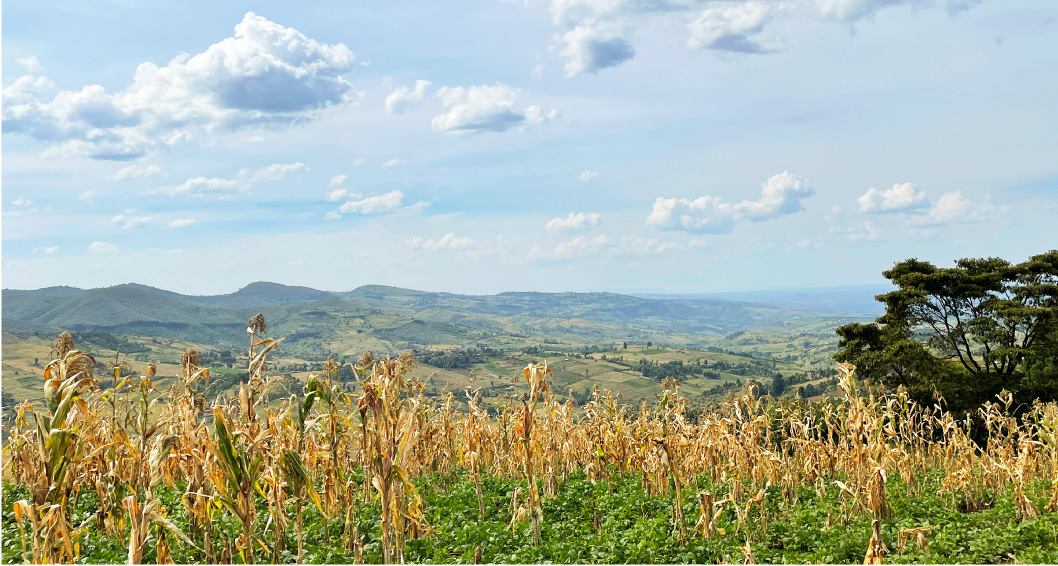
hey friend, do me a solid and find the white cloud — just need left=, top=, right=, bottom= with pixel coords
left=168, top=218, right=196, bottom=228
left=112, top=213, right=154, bottom=230
left=113, top=164, right=163, bottom=181
left=687, top=2, right=772, bottom=53
left=243, top=162, right=308, bottom=183
left=327, top=188, right=351, bottom=201
left=351, top=158, right=366, bottom=167
left=79, top=190, right=94, bottom=202
left=382, top=158, right=408, bottom=168
left=857, top=182, right=928, bottom=213
left=323, top=210, right=342, bottom=220
left=543, top=0, right=981, bottom=76
left=155, top=177, right=241, bottom=197
left=88, top=241, right=119, bottom=253
left=647, top=171, right=814, bottom=234
left=17, top=56, right=44, bottom=73
left=530, top=234, right=610, bottom=260
left=578, top=170, right=599, bottom=182
left=337, top=190, right=404, bottom=214
left=432, top=83, right=558, bottom=134
left=411, top=233, right=482, bottom=251
left=915, top=190, right=991, bottom=225
left=545, top=211, right=601, bottom=232
left=32, top=246, right=59, bottom=254
left=559, top=24, right=636, bottom=77
left=11, top=199, right=33, bottom=206
left=151, top=162, right=305, bottom=197
left=2, top=12, right=357, bottom=160
left=812, top=0, right=979, bottom=22
left=329, top=174, right=348, bottom=188
left=385, top=80, right=431, bottom=114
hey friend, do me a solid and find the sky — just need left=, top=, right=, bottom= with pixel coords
left=2, top=0, right=1056, bottom=295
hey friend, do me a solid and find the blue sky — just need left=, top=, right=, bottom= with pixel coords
left=3, top=0, right=1056, bottom=295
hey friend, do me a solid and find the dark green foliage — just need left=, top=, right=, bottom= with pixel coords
left=770, top=372, right=786, bottom=397
left=836, top=251, right=1058, bottom=416
left=416, top=349, right=491, bottom=370
left=633, top=359, right=704, bottom=381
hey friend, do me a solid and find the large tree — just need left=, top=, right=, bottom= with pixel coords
left=836, top=250, right=1058, bottom=414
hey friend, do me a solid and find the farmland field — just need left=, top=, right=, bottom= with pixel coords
left=3, top=281, right=1056, bottom=565
left=3, top=328, right=1058, bottom=564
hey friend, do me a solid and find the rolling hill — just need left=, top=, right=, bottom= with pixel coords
left=2, top=281, right=878, bottom=354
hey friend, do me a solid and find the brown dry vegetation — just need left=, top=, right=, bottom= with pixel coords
left=4, top=325, right=1058, bottom=564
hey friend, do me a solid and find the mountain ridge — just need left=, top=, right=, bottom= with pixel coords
left=2, top=281, right=879, bottom=350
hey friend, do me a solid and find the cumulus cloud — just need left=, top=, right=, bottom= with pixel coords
left=559, top=25, right=636, bottom=77
left=647, top=171, right=814, bottom=234
left=545, top=211, right=601, bottom=232
left=329, top=174, right=348, bottom=188
left=913, top=191, right=991, bottom=225
left=411, top=233, right=482, bottom=251
left=351, top=158, right=366, bottom=167
left=687, top=2, right=772, bottom=52
left=11, top=199, right=33, bottom=206
left=857, top=182, right=928, bottom=213
left=382, top=158, right=408, bottom=168
left=32, top=246, right=59, bottom=254
left=79, top=190, right=94, bottom=202
left=530, top=234, right=610, bottom=260
left=432, top=83, right=558, bottom=134
left=336, top=190, right=404, bottom=214
left=543, top=0, right=981, bottom=76
left=113, top=164, right=162, bottom=180
left=169, top=218, right=196, bottom=228
left=385, top=80, right=431, bottom=114
left=89, top=241, right=119, bottom=253
left=578, top=170, right=599, bottom=182
left=2, top=12, right=357, bottom=159
left=150, top=162, right=305, bottom=197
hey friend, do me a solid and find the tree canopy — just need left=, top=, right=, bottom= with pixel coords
left=835, top=250, right=1058, bottom=415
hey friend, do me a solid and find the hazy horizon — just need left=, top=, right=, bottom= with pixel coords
left=1, top=279, right=892, bottom=299
left=4, top=1, right=1056, bottom=295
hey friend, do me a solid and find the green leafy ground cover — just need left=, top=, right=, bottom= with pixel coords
left=4, top=471, right=1056, bottom=564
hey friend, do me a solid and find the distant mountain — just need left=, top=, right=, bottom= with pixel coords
left=338, top=286, right=789, bottom=333
left=2, top=281, right=881, bottom=348
left=634, top=284, right=892, bottom=317
left=2, top=284, right=244, bottom=328
left=3, top=285, right=86, bottom=298
left=182, top=281, right=334, bottom=309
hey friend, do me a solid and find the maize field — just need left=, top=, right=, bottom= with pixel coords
left=3, top=326, right=1058, bottom=564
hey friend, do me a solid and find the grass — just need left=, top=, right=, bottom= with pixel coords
left=4, top=470, right=1056, bottom=564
